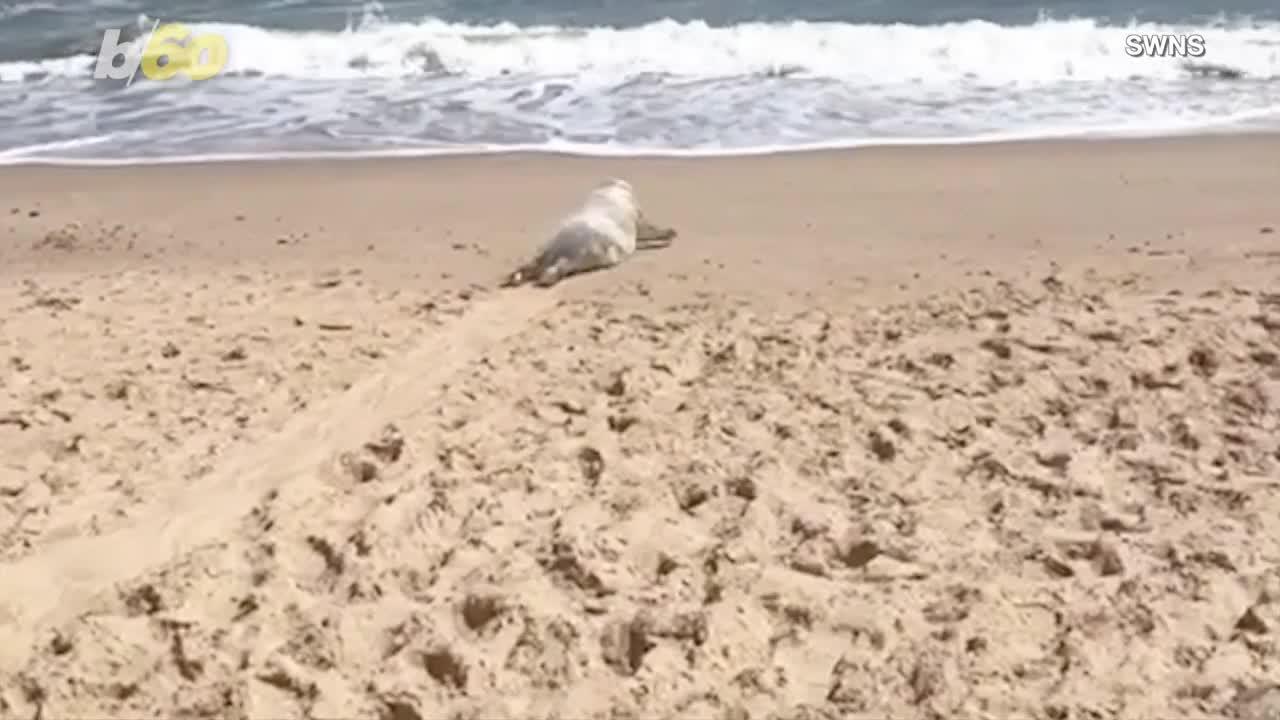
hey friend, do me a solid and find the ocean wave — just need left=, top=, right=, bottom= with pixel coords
left=2, top=15, right=1279, bottom=85
left=0, top=1, right=63, bottom=21
left=1, top=12, right=1278, bottom=162
left=4, top=111, right=1279, bottom=168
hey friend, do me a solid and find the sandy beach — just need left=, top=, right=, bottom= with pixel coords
left=1, top=134, right=1278, bottom=719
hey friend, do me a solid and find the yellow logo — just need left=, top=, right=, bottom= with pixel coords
left=138, top=22, right=228, bottom=81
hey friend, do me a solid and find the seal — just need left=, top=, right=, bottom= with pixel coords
left=501, top=178, right=677, bottom=288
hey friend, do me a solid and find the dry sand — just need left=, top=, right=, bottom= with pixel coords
left=0, top=135, right=1278, bottom=719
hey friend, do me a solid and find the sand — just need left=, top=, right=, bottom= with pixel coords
left=0, top=135, right=1278, bottom=719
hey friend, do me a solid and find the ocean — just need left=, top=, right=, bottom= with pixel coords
left=0, top=0, right=1277, bottom=164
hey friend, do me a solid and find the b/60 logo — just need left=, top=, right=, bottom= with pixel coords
left=94, top=21, right=229, bottom=85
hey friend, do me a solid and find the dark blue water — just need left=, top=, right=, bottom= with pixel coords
left=1, top=0, right=1277, bottom=162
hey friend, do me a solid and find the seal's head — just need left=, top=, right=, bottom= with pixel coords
left=596, top=177, right=631, bottom=190
left=589, top=177, right=635, bottom=211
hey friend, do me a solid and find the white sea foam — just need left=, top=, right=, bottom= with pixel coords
left=0, top=2, right=62, bottom=21
left=5, top=15, right=1279, bottom=82
left=0, top=15, right=1277, bottom=162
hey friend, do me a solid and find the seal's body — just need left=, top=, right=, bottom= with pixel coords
left=502, top=178, right=676, bottom=288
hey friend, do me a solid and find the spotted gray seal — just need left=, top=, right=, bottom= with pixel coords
left=501, top=178, right=676, bottom=288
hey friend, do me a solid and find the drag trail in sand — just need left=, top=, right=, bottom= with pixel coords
left=0, top=286, right=561, bottom=670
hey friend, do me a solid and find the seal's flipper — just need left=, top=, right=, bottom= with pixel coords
left=637, top=233, right=675, bottom=250
left=500, top=259, right=540, bottom=288
left=637, top=215, right=677, bottom=249
left=534, top=257, right=571, bottom=287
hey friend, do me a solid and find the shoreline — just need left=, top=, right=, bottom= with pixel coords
left=3, top=131, right=1276, bottom=302
left=2, top=125, right=1278, bottom=169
